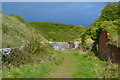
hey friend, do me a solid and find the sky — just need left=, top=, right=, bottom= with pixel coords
left=2, top=0, right=119, bottom=2
left=2, top=2, right=107, bottom=27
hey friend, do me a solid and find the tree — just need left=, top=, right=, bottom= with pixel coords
left=91, top=2, right=120, bottom=25
left=99, top=2, right=119, bottom=21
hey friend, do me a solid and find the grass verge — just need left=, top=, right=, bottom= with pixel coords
left=3, top=51, right=64, bottom=78
left=72, top=51, right=119, bottom=78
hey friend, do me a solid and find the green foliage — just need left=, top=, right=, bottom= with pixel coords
left=3, top=51, right=64, bottom=78
left=80, top=26, right=100, bottom=54
left=28, top=38, right=53, bottom=54
left=91, top=2, right=120, bottom=25
left=2, top=2, right=120, bottom=78
left=90, top=2, right=120, bottom=47
left=10, top=14, right=26, bottom=23
left=94, top=21, right=119, bottom=46
left=81, top=26, right=100, bottom=42
left=99, top=2, right=119, bottom=21
left=3, top=49, right=33, bottom=68
left=2, top=37, right=53, bottom=68
left=79, top=3, right=120, bottom=78
left=29, top=22, right=85, bottom=42
left=97, top=60, right=119, bottom=78
left=85, top=50, right=96, bottom=59
left=2, top=13, right=47, bottom=48
left=2, top=24, right=9, bottom=33
left=2, top=13, right=55, bottom=69
left=82, top=21, right=119, bottom=48
left=3, top=50, right=118, bottom=78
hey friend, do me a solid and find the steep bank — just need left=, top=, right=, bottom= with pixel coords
left=2, top=13, right=55, bottom=68
left=2, top=14, right=48, bottom=48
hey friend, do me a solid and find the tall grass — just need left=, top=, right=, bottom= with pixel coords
left=72, top=51, right=119, bottom=78
left=3, top=50, right=64, bottom=78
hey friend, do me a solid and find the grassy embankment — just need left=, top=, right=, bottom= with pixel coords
left=3, top=50, right=63, bottom=78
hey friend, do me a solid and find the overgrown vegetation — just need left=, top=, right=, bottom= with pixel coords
left=92, top=2, right=119, bottom=23
left=72, top=51, right=119, bottom=78
left=3, top=51, right=64, bottom=78
left=3, top=51, right=119, bottom=78
left=93, top=2, right=120, bottom=47
left=80, top=2, right=120, bottom=54
left=2, top=14, right=48, bottom=48
left=2, top=12, right=56, bottom=70
left=78, top=3, right=120, bottom=78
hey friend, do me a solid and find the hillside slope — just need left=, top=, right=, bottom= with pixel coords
left=29, top=22, right=85, bottom=42
left=2, top=13, right=58, bottom=68
left=2, top=14, right=48, bottom=48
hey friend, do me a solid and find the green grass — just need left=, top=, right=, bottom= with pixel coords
left=3, top=50, right=119, bottom=78
left=29, top=22, right=85, bottom=42
left=48, top=50, right=118, bottom=78
left=72, top=53, right=106, bottom=78
left=72, top=52, right=119, bottom=78
left=3, top=61, right=56, bottom=78
left=2, top=14, right=48, bottom=48
left=3, top=51, right=64, bottom=78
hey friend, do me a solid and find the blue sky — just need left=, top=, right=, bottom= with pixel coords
left=2, top=2, right=106, bottom=27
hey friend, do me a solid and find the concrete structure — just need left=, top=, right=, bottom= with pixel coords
left=49, top=42, right=80, bottom=50
left=0, top=45, right=27, bottom=56
left=49, top=42, right=69, bottom=50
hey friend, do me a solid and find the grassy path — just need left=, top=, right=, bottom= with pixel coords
left=48, top=53, right=79, bottom=78
left=47, top=51, right=106, bottom=78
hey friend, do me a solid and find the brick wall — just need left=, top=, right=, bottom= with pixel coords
left=68, top=42, right=75, bottom=49
left=109, top=44, right=120, bottom=63
left=98, top=30, right=120, bottom=64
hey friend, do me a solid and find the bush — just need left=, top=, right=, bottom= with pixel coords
left=3, top=49, right=33, bottom=68
left=2, top=38, right=53, bottom=68
left=99, top=60, right=119, bottom=78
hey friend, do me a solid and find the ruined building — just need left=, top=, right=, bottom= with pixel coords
left=98, top=30, right=120, bottom=64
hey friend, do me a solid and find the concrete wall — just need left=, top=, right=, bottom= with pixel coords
left=49, top=42, right=69, bottom=50
left=49, top=42, right=80, bottom=50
